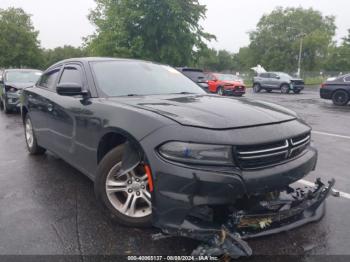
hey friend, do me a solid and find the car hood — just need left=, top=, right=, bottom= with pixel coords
left=5, top=82, right=35, bottom=89
left=222, top=80, right=244, bottom=86
left=109, top=95, right=297, bottom=129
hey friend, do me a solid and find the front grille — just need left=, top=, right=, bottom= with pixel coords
left=236, top=133, right=311, bottom=169
left=291, top=80, right=305, bottom=86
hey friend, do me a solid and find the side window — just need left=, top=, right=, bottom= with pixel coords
left=38, top=69, right=60, bottom=90
left=260, top=73, right=269, bottom=78
left=270, top=73, right=278, bottom=79
left=344, top=76, right=350, bottom=82
left=59, top=66, right=82, bottom=85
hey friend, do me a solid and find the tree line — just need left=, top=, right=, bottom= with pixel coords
left=1, top=3, right=350, bottom=74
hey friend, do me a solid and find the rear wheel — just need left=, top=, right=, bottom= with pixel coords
left=253, top=84, right=261, bottom=93
left=24, top=114, right=46, bottom=155
left=281, top=84, right=290, bottom=94
left=95, top=145, right=152, bottom=227
left=332, top=90, right=349, bottom=106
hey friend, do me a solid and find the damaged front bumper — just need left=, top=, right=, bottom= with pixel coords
left=155, top=178, right=336, bottom=258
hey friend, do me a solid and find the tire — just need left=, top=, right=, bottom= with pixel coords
left=95, top=145, right=152, bottom=227
left=332, top=90, right=349, bottom=106
left=253, top=83, right=261, bottom=93
left=0, top=98, right=3, bottom=111
left=3, top=98, right=11, bottom=114
left=281, top=84, right=290, bottom=94
left=293, top=89, right=301, bottom=94
left=24, top=114, right=46, bottom=155
left=217, top=86, right=224, bottom=96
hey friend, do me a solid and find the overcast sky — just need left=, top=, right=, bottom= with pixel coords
left=0, top=0, right=349, bottom=52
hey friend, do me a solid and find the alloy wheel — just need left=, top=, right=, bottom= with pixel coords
left=253, top=84, right=260, bottom=93
left=217, top=87, right=223, bottom=96
left=25, top=117, right=34, bottom=148
left=106, top=162, right=152, bottom=218
left=333, top=90, right=349, bottom=106
left=281, top=85, right=290, bottom=94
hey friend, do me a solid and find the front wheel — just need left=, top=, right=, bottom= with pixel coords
left=217, top=86, right=224, bottom=96
left=95, top=145, right=152, bottom=227
left=24, top=114, right=46, bottom=155
left=281, top=84, right=290, bottom=94
left=332, top=90, right=349, bottom=106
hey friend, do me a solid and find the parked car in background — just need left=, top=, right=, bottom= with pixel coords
left=320, top=74, right=350, bottom=106
left=0, top=69, right=42, bottom=113
left=253, top=72, right=305, bottom=94
left=207, top=73, right=246, bottom=96
left=176, top=67, right=209, bottom=92
left=20, top=58, right=334, bottom=243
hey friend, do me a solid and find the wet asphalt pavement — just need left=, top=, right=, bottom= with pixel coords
left=0, top=87, right=349, bottom=260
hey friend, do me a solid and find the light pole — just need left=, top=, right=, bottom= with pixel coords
left=297, top=33, right=306, bottom=78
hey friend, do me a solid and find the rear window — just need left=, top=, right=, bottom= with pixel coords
left=5, top=70, right=42, bottom=84
left=181, top=70, right=207, bottom=82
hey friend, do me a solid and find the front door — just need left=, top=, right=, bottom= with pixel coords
left=44, top=63, right=98, bottom=176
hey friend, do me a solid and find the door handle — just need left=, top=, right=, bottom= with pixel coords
left=47, top=104, right=53, bottom=112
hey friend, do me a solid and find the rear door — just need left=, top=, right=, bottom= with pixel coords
left=27, top=67, right=62, bottom=149
left=259, top=73, right=270, bottom=88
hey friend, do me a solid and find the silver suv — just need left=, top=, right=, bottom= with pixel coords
left=253, top=72, right=305, bottom=94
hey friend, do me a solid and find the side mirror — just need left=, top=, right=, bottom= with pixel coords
left=56, top=83, right=86, bottom=96
left=276, top=76, right=281, bottom=79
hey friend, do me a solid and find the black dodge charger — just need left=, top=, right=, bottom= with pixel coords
left=21, top=58, right=334, bottom=256
left=320, top=74, right=350, bottom=106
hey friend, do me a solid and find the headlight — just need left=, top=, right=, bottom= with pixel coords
left=158, top=142, right=234, bottom=165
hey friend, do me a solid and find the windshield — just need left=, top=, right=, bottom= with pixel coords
left=214, top=74, right=240, bottom=81
left=5, top=70, right=42, bottom=84
left=91, top=61, right=206, bottom=96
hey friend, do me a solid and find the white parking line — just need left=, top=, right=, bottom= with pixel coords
left=299, top=179, right=350, bottom=200
left=313, top=131, right=350, bottom=140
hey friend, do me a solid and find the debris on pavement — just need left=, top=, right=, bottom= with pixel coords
left=153, top=178, right=336, bottom=259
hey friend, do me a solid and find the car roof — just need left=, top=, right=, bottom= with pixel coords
left=48, top=57, right=163, bottom=71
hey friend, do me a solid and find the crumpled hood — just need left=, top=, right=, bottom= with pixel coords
left=109, top=95, right=298, bottom=129
left=5, top=82, right=35, bottom=89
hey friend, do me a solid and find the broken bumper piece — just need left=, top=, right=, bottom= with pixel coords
left=155, top=178, right=336, bottom=259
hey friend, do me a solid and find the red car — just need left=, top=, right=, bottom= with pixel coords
left=207, top=73, right=246, bottom=96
